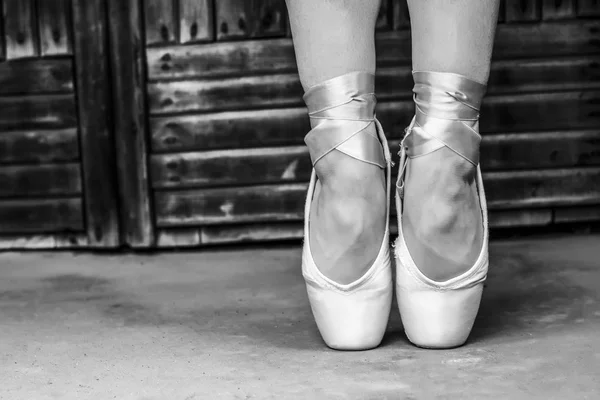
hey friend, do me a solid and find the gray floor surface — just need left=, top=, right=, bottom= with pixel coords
left=1, top=234, right=599, bottom=399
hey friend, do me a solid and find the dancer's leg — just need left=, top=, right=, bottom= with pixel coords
left=287, top=0, right=385, bottom=284
left=402, top=0, right=501, bottom=281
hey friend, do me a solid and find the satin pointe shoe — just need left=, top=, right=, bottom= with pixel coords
left=301, top=71, right=393, bottom=350
left=394, top=71, right=489, bottom=349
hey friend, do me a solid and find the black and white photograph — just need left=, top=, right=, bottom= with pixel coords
left=0, top=0, right=599, bottom=398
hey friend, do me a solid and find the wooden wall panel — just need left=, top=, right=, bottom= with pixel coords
left=145, top=0, right=177, bottom=45
left=147, top=56, right=600, bottom=114
left=0, top=198, right=83, bottom=233
left=392, top=0, right=410, bottom=30
left=216, top=0, right=286, bottom=40
left=578, top=0, right=600, bottom=16
left=0, top=163, right=81, bottom=197
left=3, top=0, right=39, bottom=59
left=72, top=0, right=120, bottom=247
left=149, top=90, right=600, bottom=153
left=153, top=167, right=600, bottom=227
left=542, top=0, right=576, bottom=19
left=37, top=0, right=72, bottom=56
left=179, top=0, right=214, bottom=43
left=376, top=0, right=392, bottom=31
left=147, top=20, right=599, bottom=80
left=0, top=59, right=73, bottom=95
left=149, top=130, right=600, bottom=190
left=107, top=0, right=154, bottom=247
left=0, top=94, right=76, bottom=131
left=0, top=0, right=4, bottom=61
left=505, top=0, right=541, bottom=22
left=0, top=128, right=79, bottom=164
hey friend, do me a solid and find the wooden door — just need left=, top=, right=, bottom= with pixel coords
left=0, top=0, right=119, bottom=248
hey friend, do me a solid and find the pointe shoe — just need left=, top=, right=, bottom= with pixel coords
left=301, top=71, right=393, bottom=350
left=394, top=71, right=489, bottom=349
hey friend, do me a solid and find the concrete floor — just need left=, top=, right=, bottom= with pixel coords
left=1, top=234, right=599, bottom=400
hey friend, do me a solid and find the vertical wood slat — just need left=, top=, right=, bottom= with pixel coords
left=376, top=0, right=391, bottom=31
left=145, top=0, right=177, bottom=45
left=0, top=0, right=4, bottom=60
left=392, top=0, right=410, bottom=30
left=216, top=0, right=287, bottom=41
left=72, top=0, right=120, bottom=247
left=505, top=0, right=541, bottom=22
left=542, top=0, right=576, bottom=19
left=578, top=0, right=600, bottom=16
left=179, top=0, right=214, bottom=43
left=107, top=0, right=154, bottom=248
left=37, top=0, right=72, bottom=56
left=3, top=0, right=39, bottom=59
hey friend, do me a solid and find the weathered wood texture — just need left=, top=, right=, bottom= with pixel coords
left=0, top=128, right=79, bottom=164
left=0, top=163, right=81, bottom=197
left=0, top=58, right=73, bottom=95
left=37, top=0, right=73, bottom=56
left=3, top=0, right=39, bottom=59
left=145, top=0, right=177, bottom=45
left=107, top=0, right=154, bottom=247
left=215, top=0, right=286, bottom=40
left=542, top=0, right=576, bottom=19
left=147, top=56, right=600, bottom=114
left=144, top=9, right=600, bottom=245
left=0, top=94, right=76, bottom=131
left=153, top=167, right=600, bottom=227
left=150, top=90, right=600, bottom=152
left=146, top=20, right=600, bottom=80
left=0, top=1, right=84, bottom=247
left=505, top=0, right=541, bottom=22
left=578, top=0, right=600, bottom=16
left=179, top=0, right=214, bottom=43
left=72, top=0, right=120, bottom=247
left=0, top=198, right=83, bottom=233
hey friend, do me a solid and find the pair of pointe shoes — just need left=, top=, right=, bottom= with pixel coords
left=301, top=70, right=489, bottom=350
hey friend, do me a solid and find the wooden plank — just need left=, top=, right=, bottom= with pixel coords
left=156, top=227, right=200, bottom=247
left=37, top=0, right=72, bottom=56
left=149, top=130, right=600, bottom=189
left=488, top=209, right=553, bottom=228
left=72, top=0, right=120, bottom=247
left=147, top=20, right=600, bottom=80
left=154, top=168, right=600, bottom=227
left=216, top=0, right=286, bottom=40
left=0, top=0, right=4, bottom=60
left=0, top=163, right=81, bottom=198
left=505, top=0, right=541, bottom=22
left=0, top=58, right=73, bottom=95
left=376, top=0, right=392, bottom=31
left=0, top=232, right=88, bottom=249
left=0, top=128, right=79, bottom=164
left=155, top=183, right=306, bottom=226
left=145, top=0, right=176, bottom=45
left=392, top=0, right=410, bottom=29
left=147, top=56, right=600, bottom=114
left=179, top=0, right=214, bottom=43
left=150, top=90, right=600, bottom=152
left=0, top=197, right=83, bottom=233
left=3, top=0, right=39, bottom=59
left=0, top=94, right=76, bottom=131
left=107, top=0, right=154, bottom=247
left=486, top=168, right=600, bottom=209
left=541, top=0, right=576, bottom=19
left=498, top=0, right=505, bottom=23
left=554, top=206, right=600, bottom=224
left=200, top=222, right=303, bottom=245
left=577, top=0, right=600, bottom=16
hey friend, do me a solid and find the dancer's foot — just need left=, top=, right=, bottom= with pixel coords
left=402, top=146, right=483, bottom=282
left=309, top=123, right=386, bottom=284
